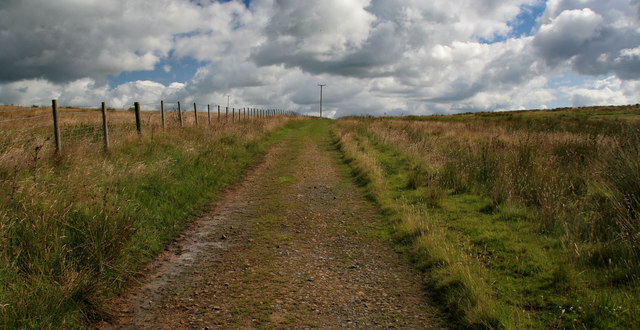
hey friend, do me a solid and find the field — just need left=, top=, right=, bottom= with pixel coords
left=1, top=103, right=639, bottom=328
left=0, top=104, right=301, bottom=327
left=333, top=105, right=640, bottom=328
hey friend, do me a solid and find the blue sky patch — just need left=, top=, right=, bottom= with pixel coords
left=508, top=1, right=546, bottom=38
left=108, top=56, right=203, bottom=87
left=480, top=1, right=546, bottom=44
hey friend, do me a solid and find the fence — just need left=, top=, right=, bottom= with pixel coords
left=0, top=100, right=299, bottom=154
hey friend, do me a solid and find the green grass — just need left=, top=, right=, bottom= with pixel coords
left=392, top=104, right=640, bottom=137
left=277, top=176, right=297, bottom=184
left=334, top=105, right=640, bottom=328
left=0, top=118, right=304, bottom=327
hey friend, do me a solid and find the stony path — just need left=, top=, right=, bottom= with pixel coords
left=102, top=120, right=443, bottom=329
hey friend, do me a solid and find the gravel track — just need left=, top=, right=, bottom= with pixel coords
left=101, top=121, right=443, bottom=329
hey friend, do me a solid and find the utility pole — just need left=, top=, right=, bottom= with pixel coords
left=318, top=84, right=326, bottom=118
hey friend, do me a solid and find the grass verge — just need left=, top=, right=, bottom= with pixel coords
left=333, top=107, right=640, bottom=328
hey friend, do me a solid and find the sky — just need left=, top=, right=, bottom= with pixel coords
left=1, top=0, right=639, bottom=118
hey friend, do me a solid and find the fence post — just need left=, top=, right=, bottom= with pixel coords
left=218, top=105, right=221, bottom=122
left=207, top=104, right=211, bottom=125
left=101, top=102, right=109, bottom=150
left=226, top=106, right=228, bottom=122
left=193, top=103, right=198, bottom=126
left=178, top=101, right=183, bottom=127
left=134, top=102, right=142, bottom=135
left=161, top=100, right=165, bottom=130
left=51, top=99, right=61, bottom=153
left=232, top=108, right=235, bottom=123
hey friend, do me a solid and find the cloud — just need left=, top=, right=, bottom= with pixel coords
left=0, top=78, right=183, bottom=110
left=0, top=0, right=202, bottom=82
left=533, top=8, right=604, bottom=64
left=1, top=0, right=639, bottom=117
left=262, top=0, right=375, bottom=55
left=535, top=0, right=640, bottom=79
left=0, top=79, right=61, bottom=106
left=560, top=76, right=640, bottom=107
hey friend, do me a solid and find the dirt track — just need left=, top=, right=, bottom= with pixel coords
left=102, top=120, right=442, bottom=328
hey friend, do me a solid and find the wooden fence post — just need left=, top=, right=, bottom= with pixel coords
left=134, top=102, right=141, bottom=135
left=226, top=106, right=229, bottom=122
left=101, top=102, right=109, bottom=150
left=194, top=103, right=198, bottom=126
left=232, top=108, right=235, bottom=123
left=207, top=104, right=211, bottom=125
left=161, top=100, right=165, bottom=130
left=218, top=105, right=221, bottom=122
left=51, top=99, right=61, bottom=153
left=178, top=101, right=183, bottom=127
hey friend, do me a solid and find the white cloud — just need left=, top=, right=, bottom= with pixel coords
left=0, top=0, right=202, bottom=82
left=535, top=0, right=640, bottom=79
left=1, top=0, right=639, bottom=117
left=263, top=0, right=375, bottom=55
left=0, top=79, right=61, bottom=106
left=560, top=76, right=640, bottom=107
left=533, top=8, right=604, bottom=64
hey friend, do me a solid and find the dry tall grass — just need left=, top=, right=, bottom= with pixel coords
left=0, top=104, right=303, bottom=327
left=334, top=106, right=640, bottom=328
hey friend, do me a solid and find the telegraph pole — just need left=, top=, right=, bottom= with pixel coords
left=318, top=84, right=326, bottom=118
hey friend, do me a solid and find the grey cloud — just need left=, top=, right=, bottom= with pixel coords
left=251, top=0, right=388, bottom=77
left=426, top=80, right=485, bottom=103
left=2, top=0, right=640, bottom=117
left=533, top=8, right=604, bottom=66
left=0, top=0, right=200, bottom=82
left=252, top=20, right=402, bottom=78
left=535, top=0, right=640, bottom=80
left=481, top=48, right=542, bottom=88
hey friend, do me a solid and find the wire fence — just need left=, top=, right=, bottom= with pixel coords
left=0, top=100, right=299, bottom=155
left=0, top=106, right=54, bottom=151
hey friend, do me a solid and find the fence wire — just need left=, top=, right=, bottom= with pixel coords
left=0, top=114, right=50, bottom=124
left=2, top=123, right=52, bottom=134
left=0, top=107, right=45, bottom=113
left=59, top=110, right=101, bottom=115
left=0, top=102, right=296, bottom=155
